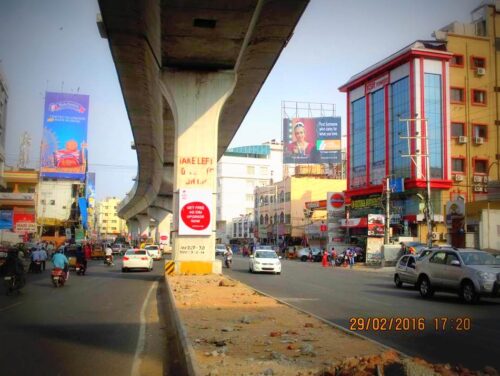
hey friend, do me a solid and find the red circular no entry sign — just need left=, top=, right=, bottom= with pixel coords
left=330, top=193, right=344, bottom=209
left=181, top=201, right=211, bottom=231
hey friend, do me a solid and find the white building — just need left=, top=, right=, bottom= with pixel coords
left=0, top=69, right=7, bottom=188
left=216, top=141, right=283, bottom=243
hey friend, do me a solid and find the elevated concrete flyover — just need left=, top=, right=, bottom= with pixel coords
left=98, top=0, right=309, bottom=273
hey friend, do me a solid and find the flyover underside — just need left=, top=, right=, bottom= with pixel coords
left=98, top=0, right=309, bottom=222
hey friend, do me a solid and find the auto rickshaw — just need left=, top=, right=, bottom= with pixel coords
left=91, top=244, right=105, bottom=259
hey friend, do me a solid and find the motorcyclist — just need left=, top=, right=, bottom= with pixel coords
left=105, top=244, right=114, bottom=265
left=76, top=244, right=87, bottom=272
left=223, top=246, right=233, bottom=268
left=52, top=249, right=69, bottom=279
left=1, top=249, right=26, bottom=288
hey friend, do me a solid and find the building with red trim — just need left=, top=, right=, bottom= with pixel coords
left=339, top=41, right=453, bottom=242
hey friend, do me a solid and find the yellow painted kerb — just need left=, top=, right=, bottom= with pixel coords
left=178, top=261, right=212, bottom=275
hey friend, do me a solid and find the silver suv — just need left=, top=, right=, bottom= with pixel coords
left=416, top=248, right=500, bottom=303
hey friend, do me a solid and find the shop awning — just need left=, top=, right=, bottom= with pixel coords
left=340, top=218, right=368, bottom=228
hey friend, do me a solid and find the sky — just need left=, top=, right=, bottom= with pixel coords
left=0, top=0, right=483, bottom=201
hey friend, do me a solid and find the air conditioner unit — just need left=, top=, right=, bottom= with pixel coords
left=439, top=233, right=447, bottom=241
left=476, top=67, right=486, bottom=76
left=474, top=137, right=485, bottom=144
left=474, top=185, right=483, bottom=192
left=431, top=232, right=439, bottom=240
left=458, top=136, right=468, bottom=144
left=454, top=174, right=464, bottom=182
left=473, top=175, right=483, bottom=183
left=483, top=176, right=489, bottom=183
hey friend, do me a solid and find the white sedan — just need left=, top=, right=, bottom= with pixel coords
left=249, top=250, right=282, bottom=274
left=145, top=245, right=162, bottom=260
left=122, top=249, right=153, bottom=272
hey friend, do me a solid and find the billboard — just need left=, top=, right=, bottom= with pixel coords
left=13, top=212, right=36, bottom=234
left=0, top=210, right=13, bottom=230
left=178, top=188, right=212, bottom=236
left=86, top=172, right=96, bottom=208
left=283, top=117, right=341, bottom=164
left=367, top=214, right=385, bottom=237
left=40, top=92, right=89, bottom=180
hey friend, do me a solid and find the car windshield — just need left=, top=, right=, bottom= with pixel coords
left=256, top=246, right=274, bottom=250
left=255, top=251, right=278, bottom=259
left=145, top=246, right=158, bottom=250
left=460, top=252, right=500, bottom=265
left=126, top=249, right=146, bottom=255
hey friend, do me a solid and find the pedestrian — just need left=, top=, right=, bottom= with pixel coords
left=330, top=247, right=337, bottom=267
left=39, top=246, right=48, bottom=271
left=321, top=249, right=328, bottom=267
left=349, top=249, right=355, bottom=269
left=308, top=247, right=313, bottom=262
left=343, top=249, right=349, bottom=267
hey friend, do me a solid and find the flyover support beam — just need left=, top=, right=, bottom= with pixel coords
left=127, top=218, right=140, bottom=244
left=136, top=214, right=151, bottom=241
left=161, top=70, right=235, bottom=275
left=147, top=207, right=172, bottom=250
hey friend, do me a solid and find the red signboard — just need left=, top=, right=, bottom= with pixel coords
left=13, top=212, right=36, bottom=234
left=329, top=193, right=344, bottom=209
left=181, top=202, right=210, bottom=231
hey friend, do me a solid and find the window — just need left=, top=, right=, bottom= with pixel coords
left=472, top=124, right=487, bottom=139
left=247, top=166, right=255, bottom=175
left=259, top=215, right=264, bottom=225
left=430, top=252, right=446, bottom=264
left=259, top=166, right=268, bottom=175
left=264, top=214, right=269, bottom=224
left=425, top=73, right=443, bottom=178
left=450, top=87, right=465, bottom=104
left=471, top=89, right=486, bottom=105
left=390, top=77, right=411, bottom=179
left=399, top=256, right=408, bottom=267
left=280, top=212, right=285, bottom=223
left=273, top=213, right=278, bottom=224
left=102, top=220, right=107, bottom=223
left=350, top=96, right=367, bottom=188
left=370, top=88, right=385, bottom=185
left=445, top=253, right=459, bottom=265
left=474, top=159, right=488, bottom=174
left=470, top=56, right=486, bottom=69
left=450, top=54, right=464, bottom=67
left=451, top=122, right=465, bottom=137
left=407, top=257, right=416, bottom=269
left=451, top=158, right=465, bottom=173
left=246, top=194, right=253, bottom=202
left=50, top=200, right=56, bottom=205
left=285, top=214, right=291, bottom=224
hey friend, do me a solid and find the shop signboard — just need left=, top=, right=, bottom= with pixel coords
left=178, top=188, right=212, bottom=236
left=40, top=92, right=89, bottom=181
left=283, top=117, right=341, bottom=164
left=445, top=199, right=465, bottom=226
left=0, top=210, right=13, bottom=230
left=13, top=213, right=36, bottom=234
left=327, top=192, right=346, bottom=251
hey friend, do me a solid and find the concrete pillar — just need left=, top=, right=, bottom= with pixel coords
left=136, top=214, right=151, bottom=240
left=161, top=70, right=235, bottom=274
left=127, top=218, right=140, bottom=243
left=147, top=206, right=172, bottom=249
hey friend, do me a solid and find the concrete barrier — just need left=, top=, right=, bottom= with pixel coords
left=161, top=275, right=201, bottom=376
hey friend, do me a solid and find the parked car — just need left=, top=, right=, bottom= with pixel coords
left=297, top=247, right=323, bottom=262
left=416, top=248, right=500, bottom=303
left=334, top=248, right=365, bottom=265
left=122, top=249, right=153, bottom=272
left=394, top=254, right=418, bottom=288
left=111, top=244, right=125, bottom=255
left=145, top=245, right=162, bottom=260
left=215, top=244, right=226, bottom=256
left=249, top=249, right=281, bottom=274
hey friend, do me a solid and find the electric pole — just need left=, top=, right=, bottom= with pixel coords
left=399, top=116, right=433, bottom=247
left=384, top=176, right=391, bottom=244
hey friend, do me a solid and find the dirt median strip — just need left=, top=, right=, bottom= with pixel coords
left=165, top=274, right=499, bottom=376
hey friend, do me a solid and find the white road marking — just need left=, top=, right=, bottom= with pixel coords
left=131, top=280, right=158, bottom=376
left=278, top=298, right=319, bottom=302
left=0, top=302, right=23, bottom=313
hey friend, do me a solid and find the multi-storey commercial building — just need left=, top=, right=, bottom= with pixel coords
left=216, top=141, right=284, bottom=243
left=433, top=2, right=500, bottom=248
left=0, top=168, right=38, bottom=243
left=96, top=197, right=128, bottom=241
left=254, top=173, right=346, bottom=245
left=339, top=41, right=453, bottom=244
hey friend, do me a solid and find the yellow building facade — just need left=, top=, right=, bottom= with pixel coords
left=254, top=177, right=346, bottom=242
left=96, top=197, right=128, bottom=240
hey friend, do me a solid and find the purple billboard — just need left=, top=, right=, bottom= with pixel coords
left=40, top=92, right=89, bottom=180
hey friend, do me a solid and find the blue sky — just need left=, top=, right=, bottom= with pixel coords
left=0, top=0, right=483, bottom=200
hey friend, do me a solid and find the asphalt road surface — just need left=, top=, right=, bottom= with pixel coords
left=0, top=257, right=166, bottom=376
left=224, top=255, right=500, bottom=371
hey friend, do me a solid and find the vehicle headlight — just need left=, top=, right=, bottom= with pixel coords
left=477, top=271, right=496, bottom=281
left=254, top=260, right=261, bottom=265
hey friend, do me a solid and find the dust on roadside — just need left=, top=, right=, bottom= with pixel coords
left=168, top=275, right=498, bottom=376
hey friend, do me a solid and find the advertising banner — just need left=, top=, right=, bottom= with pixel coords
left=86, top=172, right=96, bottom=208
left=283, top=117, right=341, bottom=164
left=327, top=192, right=346, bottom=251
left=178, top=188, right=212, bottom=236
left=78, top=197, right=88, bottom=230
left=40, top=92, right=89, bottom=180
left=0, top=210, right=13, bottom=230
left=13, top=212, right=36, bottom=234
left=367, top=214, right=385, bottom=237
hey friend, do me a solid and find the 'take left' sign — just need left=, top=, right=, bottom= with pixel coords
left=178, top=188, right=212, bottom=236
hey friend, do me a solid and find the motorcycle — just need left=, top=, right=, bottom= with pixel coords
left=4, top=273, right=25, bottom=295
left=51, top=268, right=67, bottom=288
left=30, top=260, right=42, bottom=273
left=75, top=261, right=86, bottom=276
left=104, top=255, right=113, bottom=266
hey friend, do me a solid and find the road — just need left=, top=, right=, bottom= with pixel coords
left=0, top=257, right=166, bottom=376
left=224, top=255, right=500, bottom=371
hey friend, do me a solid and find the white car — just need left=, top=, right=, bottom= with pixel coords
left=249, top=249, right=282, bottom=274
left=122, top=249, right=154, bottom=272
left=145, top=245, right=162, bottom=260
